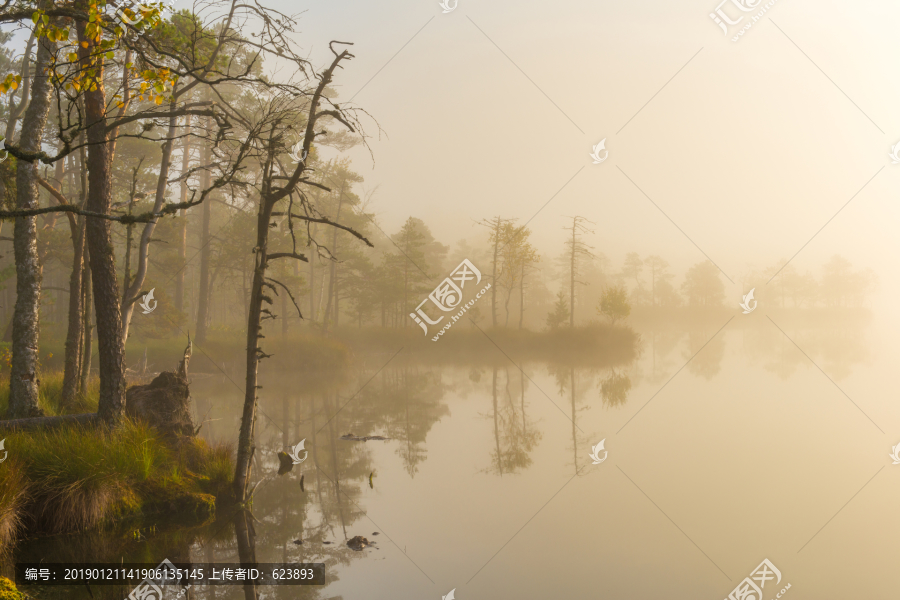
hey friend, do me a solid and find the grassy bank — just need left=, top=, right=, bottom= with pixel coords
left=0, top=419, right=233, bottom=552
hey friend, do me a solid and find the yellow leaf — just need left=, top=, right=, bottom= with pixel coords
left=155, top=95, right=163, bottom=105
left=81, top=41, right=89, bottom=48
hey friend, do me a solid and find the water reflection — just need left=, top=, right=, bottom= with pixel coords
left=5, top=312, right=874, bottom=598
left=483, top=367, right=541, bottom=476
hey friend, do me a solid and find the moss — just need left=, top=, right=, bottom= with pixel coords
left=0, top=576, right=25, bottom=600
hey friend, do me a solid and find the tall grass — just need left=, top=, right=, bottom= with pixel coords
left=0, top=419, right=234, bottom=547
left=0, top=369, right=99, bottom=417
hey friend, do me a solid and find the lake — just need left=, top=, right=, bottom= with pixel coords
left=11, top=309, right=900, bottom=600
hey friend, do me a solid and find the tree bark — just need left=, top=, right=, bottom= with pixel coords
left=121, top=101, right=179, bottom=343
left=233, top=191, right=275, bottom=502
left=7, top=30, right=57, bottom=419
left=175, top=117, right=191, bottom=313
left=79, top=259, right=93, bottom=396
left=78, top=17, right=126, bottom=427
left=60, top=216, right=86, bottom=408
left=194, top=132, right=212, bottom=344
left=322, top=184, right=343, bottom=328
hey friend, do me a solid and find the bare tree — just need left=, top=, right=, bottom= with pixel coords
left=232, top=43, right=374, bottom=503
left=564, top=216, right=594, bottom=327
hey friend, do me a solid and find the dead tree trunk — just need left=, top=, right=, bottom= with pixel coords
left=7, top=30, right=57, bottom=419
left=233, top=46, right=367, bottom=502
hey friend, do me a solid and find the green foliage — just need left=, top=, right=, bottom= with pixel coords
left=546, top=291, right=570, bottom=329
left=0, top=577, right=24, bottom=600
left=599, top=285, right=631, bottom=324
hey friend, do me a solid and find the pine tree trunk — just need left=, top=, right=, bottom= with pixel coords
left=78, top=18, right=126, bottom=427
left=79, top=259, right=93, bottom=395
left=175, top=117, right=191, bottom=313
left=60, top=217, right=86, bottom=408
left=322, top=188, right=343, bottom=328
left=194, top=134, right=212, bottom=344
left=7, top=31, right=57, bottom=419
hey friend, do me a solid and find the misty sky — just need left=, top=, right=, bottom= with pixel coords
left=8, top=0, right=900, bottom=309
left=266, top=0, right=900, bottom=311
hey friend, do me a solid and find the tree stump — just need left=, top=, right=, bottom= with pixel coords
left=126, top=371, right=194, bottom=442
left=125, top=336, right=194, bottom=442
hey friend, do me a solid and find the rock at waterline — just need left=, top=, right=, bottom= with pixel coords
left=347, top=536, right=370, bottom=551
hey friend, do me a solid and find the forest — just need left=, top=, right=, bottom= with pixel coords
left=0, top=0, right=882, bottom=597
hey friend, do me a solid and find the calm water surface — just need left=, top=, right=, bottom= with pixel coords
left=15, top=311, right=900, bottom=599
